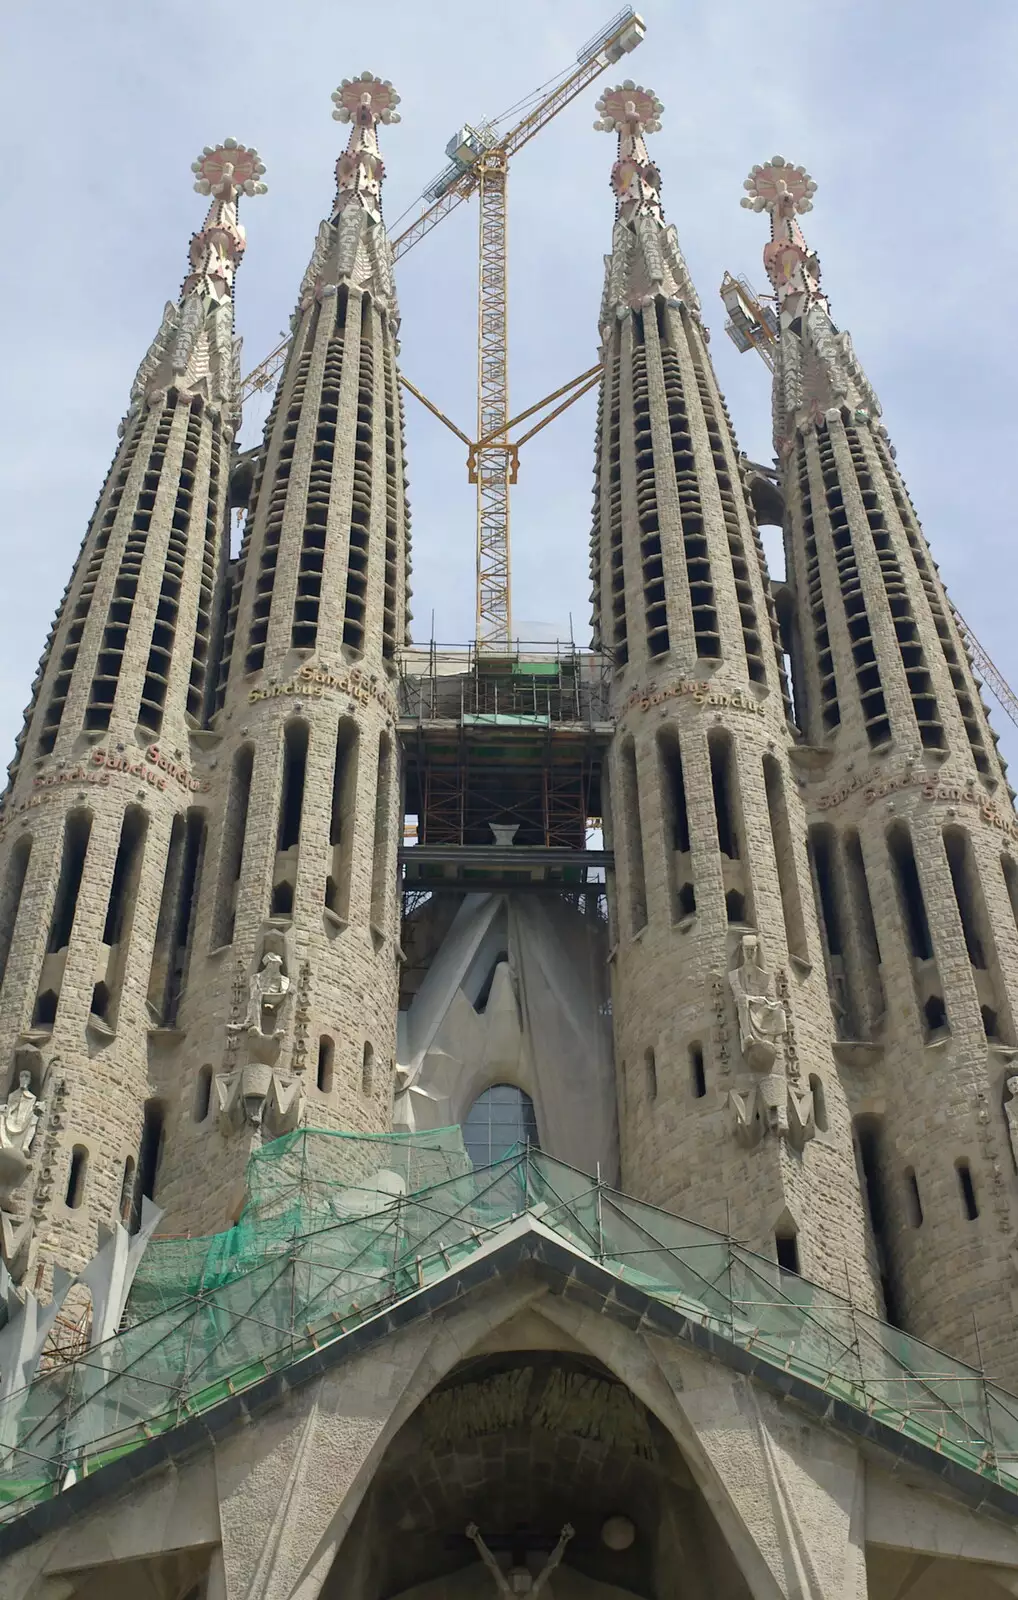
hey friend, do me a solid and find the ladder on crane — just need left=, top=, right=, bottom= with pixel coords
left=241, top=9, right=646, bottom=651
left=718, top=272, right=1018, bottom=736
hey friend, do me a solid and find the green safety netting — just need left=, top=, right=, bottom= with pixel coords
left=2, top=1125, right=1018, bottom=1524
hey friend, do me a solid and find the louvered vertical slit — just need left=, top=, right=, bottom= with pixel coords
left=85, top=397, right=178, bottom=732
left=343, top=295, right=373, bottom=652
left=660, top=326, right=719, bottom=660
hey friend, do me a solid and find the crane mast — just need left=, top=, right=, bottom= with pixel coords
left=396, top=7, right=645, bottom=649
left=241, top=11, right=647, bottom=649
left=475, top=148, right=512, bottom=643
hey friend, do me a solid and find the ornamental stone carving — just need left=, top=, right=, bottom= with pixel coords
left=725, top=1080, right=815, bottom=1151
left=1005, top=1076, right=1018, bottom=1174
left=215, top=1063, right=305, bottom=1137
left=0, top=1072, right=45, bottom=1191
left=229, top=949, right=292, bottom=1043
left=728, top=935, right=787, bottom=1072
left=465, top=1521, right=574, bottom=1597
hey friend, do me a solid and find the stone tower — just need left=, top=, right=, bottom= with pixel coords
left=592, top=86, right=877, bottom=1301
left=150, top=75, right=412, bottom=1233
left=0, top=140, right=266, bottom=1279
left=744, top=156, right=1018, bottom=1380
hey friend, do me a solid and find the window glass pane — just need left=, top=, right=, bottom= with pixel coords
left=462, top=1084, right=539, bottom=1169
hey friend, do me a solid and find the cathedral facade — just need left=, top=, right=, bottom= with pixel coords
left=3, top=60, right=1018, bottom=1600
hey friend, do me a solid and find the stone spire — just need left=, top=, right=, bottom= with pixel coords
left=128, top=141, right=266, bottom=429
left=295, top=73, right=401, bottom=325
left=157, top=79, right=412, bottom=1237
left=743, top=160, right=1018, bottom=1383
left=594, top=80, right=697, bottom=334
left=591, top=97, right=878, bottom=1311
left=0, top=143, right=267, bottom=1292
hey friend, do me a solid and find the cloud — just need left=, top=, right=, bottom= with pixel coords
left=1, top=0, right=1016, bottom=766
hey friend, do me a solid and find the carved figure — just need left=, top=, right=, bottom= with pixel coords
left=465, top=1523, right=574, bottom=1596
left=0, top=1073, right=44, bottom=1161
left=1005, top=1075, right=1018, bottom=1172
left=728, top=935, right=787, bottom=1071
left=229, top=951, right=291, bottom=1040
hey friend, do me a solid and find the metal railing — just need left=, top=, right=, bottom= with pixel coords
left=398, top=642, right=612, bottom=728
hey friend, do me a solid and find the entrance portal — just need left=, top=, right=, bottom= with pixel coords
left=326, top=1351, right=753, bottom=1599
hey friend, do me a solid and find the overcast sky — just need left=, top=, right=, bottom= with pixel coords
left=2, top=1, right=1016, bottom=767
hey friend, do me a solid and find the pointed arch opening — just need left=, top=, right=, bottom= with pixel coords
left=462, top=1084, right=538, bottom=1170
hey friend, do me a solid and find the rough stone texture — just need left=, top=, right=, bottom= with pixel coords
left=593, top=186, right=878, bottom=1304
left=9, top=1253, right=1018, bottom=1598
left=783, top=385, right=1018, bottom=1387
left=3, top=82, right=1018, bottom=1587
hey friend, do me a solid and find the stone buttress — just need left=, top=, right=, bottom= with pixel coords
left=744, top=156, right=1018, bottom=1380
left=152, top=77, right=412, bottom=1232
left=591, top=89, right=878, bottom=1302
left=0, top=143, right=266, bottom=1280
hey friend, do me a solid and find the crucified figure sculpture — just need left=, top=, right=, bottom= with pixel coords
left=465, top=1523, right=574, bottom=1595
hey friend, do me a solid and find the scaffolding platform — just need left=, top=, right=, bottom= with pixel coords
left=398, top=644, right=612, bottom=896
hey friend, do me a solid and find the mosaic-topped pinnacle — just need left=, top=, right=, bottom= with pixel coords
left=331, top=73, right=401, bottom=126
left=191, top=139, right=267, bottom=199
left=741, top=156, right=816, bottom=215
left=593, top=81, right=663, bottom=135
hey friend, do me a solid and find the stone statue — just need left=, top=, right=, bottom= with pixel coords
left=0, top=1071, right=45, bottom=1195
left=465, top=1524, right=574, bottom=1596
left=728, top=935, right=787, bottom=1071
left=1005, top=1076, right=1018, bottom=1172
left=0, top=1073, right=44, bottom=1160
left=229, top=951, right=291, bottom=1040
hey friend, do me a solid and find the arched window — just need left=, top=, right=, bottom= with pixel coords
left=119, top=1156, right=136, bottom=1226
left=318, top=1036, right=335, bottom=1094
left=193, top=1065, right=212, bottom=1123
left=462, top=1085, right=539, bottom=1170
left=809, top=1073, right=828, bottom=1132
left=65, top=1146, right=88, bottom=1210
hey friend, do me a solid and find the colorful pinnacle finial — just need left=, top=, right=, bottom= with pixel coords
left=191, top=138, right=267, bottom=199
left=595, top=81, right=665, bottom=225
left=593, top=81, right=663, bottom=135
left=183, top=140, right=266, bottom=304
left=741, top=156, right=816, bottom=216
left=329, top=74, right=400, bottom=223
left=331, top=72, right=401, bottom=126
left=741, top=156, right=826, bottom=328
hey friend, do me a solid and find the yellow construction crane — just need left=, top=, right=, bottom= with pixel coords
left=241, top=9, right=646, bottom=649
left=719, top=272, right=777, bottom=370
left=719, top=271, right=1018, bottom=735
left=951, top=608, right=1018, bottom=734
left=240, top=333, right=290, bottom=402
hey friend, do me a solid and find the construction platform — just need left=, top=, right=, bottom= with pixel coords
left=398, top=643, right=613, bottom=897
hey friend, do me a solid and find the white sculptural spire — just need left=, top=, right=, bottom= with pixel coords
left=593, top=80, right=698, bottom=330
left=186, top=138, right=267, bottom=304
left=594, top=79, right=665, bottom=226
left=128, top=140, right=266, bottom=419
left=295, top=75, right=402, bottom=320
left=330, top=71, right=401, bottom=224
left=741, top=157, right=880, bottom=451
